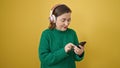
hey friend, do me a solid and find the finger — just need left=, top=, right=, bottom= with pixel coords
left=74, top=49, right=77, bottom=54
left=74, top=49, right=81, bottom=55
left=70, top=43, right=75, bottom=47
left=68, top=46, right=71, bottom=49
left=67, top=47, right=72, bottom=51
left=69, top=43, right=75, bottom=49
left=79, top=45, right=84, bottom=49
left=73, top=46, right=78, bottom=50
left=79, top=46, right=84, bottom=51
left=74, top=46, right=81, bottom=52
left=75, top=45, right=81, bottom=49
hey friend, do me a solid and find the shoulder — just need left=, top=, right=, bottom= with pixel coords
left=40, top=29, right=53, bottom=40
left=42, top=28, right=52, bottom=34
left=41, top=28, right=55, bottom=36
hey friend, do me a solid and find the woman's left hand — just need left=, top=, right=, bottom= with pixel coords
left=73, top=45, right=84, bottom=55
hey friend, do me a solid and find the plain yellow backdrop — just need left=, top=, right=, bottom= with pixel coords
left=0, top=0, right=120, bottom=68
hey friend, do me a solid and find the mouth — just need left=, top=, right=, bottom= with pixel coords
left=64, top=26, right=68, bottom=29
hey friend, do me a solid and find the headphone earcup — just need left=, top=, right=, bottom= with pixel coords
left=49, top=14, right=56, bottom=23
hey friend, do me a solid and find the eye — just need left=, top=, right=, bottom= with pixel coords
left=67, top=18, right=71, bottom=22
left=61, top=19, right=66, bottom=22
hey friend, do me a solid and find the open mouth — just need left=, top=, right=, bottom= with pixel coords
left=64, top=26, right=68, bottom=29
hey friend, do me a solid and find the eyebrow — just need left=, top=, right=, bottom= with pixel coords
left=61, top=18, right=71, bottom=20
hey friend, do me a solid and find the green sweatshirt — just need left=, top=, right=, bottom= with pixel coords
left=38, top=28, right=84, bottom=68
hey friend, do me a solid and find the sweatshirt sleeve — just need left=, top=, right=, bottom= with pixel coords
left=38, top=31, right=69, bottom=66
left=72, top=30, right=85, bottom=61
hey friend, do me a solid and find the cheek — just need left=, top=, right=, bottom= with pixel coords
left=56, top=21, right=64, bottom=26
left=56, top=22, right=62, bottom=27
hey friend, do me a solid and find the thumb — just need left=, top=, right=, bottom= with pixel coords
left=79, top=45, right=84, bottom=49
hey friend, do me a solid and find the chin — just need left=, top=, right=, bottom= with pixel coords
left=61, top=28, right=67, bottom=31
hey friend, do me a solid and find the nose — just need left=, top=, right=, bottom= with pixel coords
left=64, top=21, right=69, bottom=26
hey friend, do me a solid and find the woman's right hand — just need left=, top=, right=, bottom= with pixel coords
left=64, top=43, right=74, bottom=53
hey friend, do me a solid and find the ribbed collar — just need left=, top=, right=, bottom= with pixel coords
left=53, top=28, right=68, bottom=33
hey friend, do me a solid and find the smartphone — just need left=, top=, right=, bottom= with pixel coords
left=79, top=41, right=86, bottom=46
left=77, top=41, right=86, bottom=49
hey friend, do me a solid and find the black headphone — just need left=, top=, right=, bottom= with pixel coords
left=49, top=4, right=64, bottom=23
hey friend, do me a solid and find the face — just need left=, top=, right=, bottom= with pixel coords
left=55, top=12, right=71, bottom=31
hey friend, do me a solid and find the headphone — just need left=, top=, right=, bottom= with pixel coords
left=49, top=4, right=64, bottom=23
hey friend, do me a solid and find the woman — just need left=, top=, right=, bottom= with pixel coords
left=39, top=4, right=85, bottom=68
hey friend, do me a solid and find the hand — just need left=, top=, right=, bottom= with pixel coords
left=64, top=43, right=74, bottom=53
left=74, top=45, right=84, bottom=55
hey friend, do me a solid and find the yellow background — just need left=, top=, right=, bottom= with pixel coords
left=0, top=0, right=120, bottom=68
